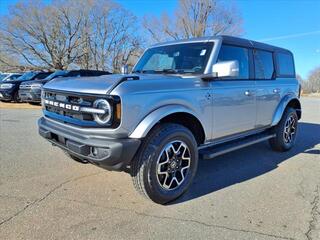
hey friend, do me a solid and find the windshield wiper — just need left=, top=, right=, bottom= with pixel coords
left=154, top=69, right=184, bottom=74
left=132, top=70, right=154, bottom=74
left=133, top=69, right=185, bottom=74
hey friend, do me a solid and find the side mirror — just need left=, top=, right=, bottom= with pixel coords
left=212, top=60, right=239, bottom=78
left=201, top=60, right=239, bottom=81
left=121, top=65, right=128, bottom=74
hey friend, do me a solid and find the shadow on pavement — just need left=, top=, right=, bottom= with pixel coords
left=172, top=122, right=320, bottom=204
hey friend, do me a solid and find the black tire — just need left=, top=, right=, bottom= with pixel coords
left=131, top=123, right=198, bottom=204
left=29, top=102, right=41, bottom=106
left=269, top=107, right=298, bottom=152
left=13, top=91, right=21, bottom=103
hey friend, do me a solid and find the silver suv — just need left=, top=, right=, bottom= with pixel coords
left=38, top=36, right=301, bottom=204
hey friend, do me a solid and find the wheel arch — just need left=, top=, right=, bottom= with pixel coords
left=129, top=105, right=206, bottom=145
left=271, top=94, right=301, bottom=126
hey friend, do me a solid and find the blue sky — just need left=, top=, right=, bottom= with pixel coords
left=1, top=0, right=319, bottom=78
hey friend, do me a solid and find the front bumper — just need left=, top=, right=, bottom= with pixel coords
left=18, top=89, right=41, bottom=102
left=0, top=89, right=14, bottom=101
left=38, top=117, right=141, bottom=171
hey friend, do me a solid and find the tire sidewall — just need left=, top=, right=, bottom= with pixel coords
left=143, top=126, right=198, bottom=203
left=279, top=108, right=298, bottom=150
left=13, top=91, right=21, bottom=103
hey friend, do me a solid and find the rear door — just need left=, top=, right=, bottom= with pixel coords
left=254, top=49, right=281, bottom=127
left=211, top=44, right=256, bottom=139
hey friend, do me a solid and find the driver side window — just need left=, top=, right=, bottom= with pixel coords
left=218, top=45, right=249, bottom=79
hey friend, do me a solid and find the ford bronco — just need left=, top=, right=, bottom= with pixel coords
left=19, top=70, right=110, bottom=104
left=0, top=71, right=52, bottom=102
left=38, top=36, right=301, bottom=204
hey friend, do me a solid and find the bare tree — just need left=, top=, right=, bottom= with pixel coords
left=143, top=0, right=243, bottom=42
left=0, top=0, right=142, bottom=72
left=0, top=0, right=87, bottom=70
left=0, top=48, right=23, bottom=72
left=77, top=1, right=142, bottom=72
left=306, top=66, right=320, bottom=93
left=297, top=67, right=320, bottom=93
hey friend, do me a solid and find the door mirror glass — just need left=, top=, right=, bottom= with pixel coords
left=212, top=60, right=239, bottom=78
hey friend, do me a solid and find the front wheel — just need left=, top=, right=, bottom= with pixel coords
left=13, top=91, right=21, bottom=103
left=269, top=107, right=298, bottom=152
left=131, top=123, right=198, bottom=204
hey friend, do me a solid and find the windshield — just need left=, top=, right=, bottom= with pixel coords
left=0, top=74, right=9, bottom=81
left=17, top=72, right=37, bottom=81
left=133, top=42, right=213, bottom=74
left=44, top=70, right=70, bottom=80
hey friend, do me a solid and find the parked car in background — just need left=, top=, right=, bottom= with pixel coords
left=0, top=73, right=22, bottom=82
left=19, top=69, right=111, bottom=104
left=0, top=71, right=52, bottom=102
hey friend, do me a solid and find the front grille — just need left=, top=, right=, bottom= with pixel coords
left=43, top=91, right=96, bottom=123
left=42, top=90, right=120, bottom=128
left=19, top=85, right=32, bottom=90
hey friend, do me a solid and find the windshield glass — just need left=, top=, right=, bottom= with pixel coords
left=0, top=74, right=9, bottom=81
left=17, top=72, right=37, bottom=81
left=44, top=70, right=70, bottom=80
left=133, top=42, right=213, bottom=74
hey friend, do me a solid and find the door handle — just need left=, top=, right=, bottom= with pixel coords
left=244, top=90, right=253, bottom=96
left=273, top=88, right=281, bottom=94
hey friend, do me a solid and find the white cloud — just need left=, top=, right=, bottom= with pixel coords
left=258, top=30, right=320, bottom=42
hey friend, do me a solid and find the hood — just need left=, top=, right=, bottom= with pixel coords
left=21, top=79, right=47, bottom=85
left=4, top=78, right=34, bottom=84
left=42, top=74, right=182, bottom=95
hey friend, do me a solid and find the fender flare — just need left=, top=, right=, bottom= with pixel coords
left=271, top=94, right=301, bottom=126
left=129, top=105, right=203, bottom=139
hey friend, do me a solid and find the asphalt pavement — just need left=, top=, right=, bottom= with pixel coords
left=0, top=97, right=319, bottom=240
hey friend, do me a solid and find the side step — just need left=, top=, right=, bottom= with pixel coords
left=199, top=132, right=276, bottom=160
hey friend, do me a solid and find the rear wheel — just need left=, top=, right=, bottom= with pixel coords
left=13, top=91, right=21, bottom=103
left=269, top=107, right=298, bottom=152
left=131, top=123, right=198, bottom=204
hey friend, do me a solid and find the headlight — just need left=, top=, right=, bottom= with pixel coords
left=31, top=83, right=43, bottom=89
left=0, top=83, right=14, bottom=89
left=92, top=99, right=112, bottom=125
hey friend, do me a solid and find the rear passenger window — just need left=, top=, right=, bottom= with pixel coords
left=218, top=45, right=249, bottom=79
left=276, top=52, right=295, bottom=77
left=254, top=50, right=274, bottom=79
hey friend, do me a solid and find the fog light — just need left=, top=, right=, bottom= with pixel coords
left=91, top=147, right=98, bottom=156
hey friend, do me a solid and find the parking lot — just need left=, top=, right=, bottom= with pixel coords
left=0, top=97, right=319, bottom=240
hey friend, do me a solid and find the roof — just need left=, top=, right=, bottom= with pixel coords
left=151, top=35, right=292, bottom=54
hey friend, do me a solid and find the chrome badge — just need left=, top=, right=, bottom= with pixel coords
left=44, top=99, right=80, bottom=111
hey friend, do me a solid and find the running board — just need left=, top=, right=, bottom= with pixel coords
left=199, top=132, right=276, bottom=160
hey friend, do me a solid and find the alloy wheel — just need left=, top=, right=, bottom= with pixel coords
left=156, top=140, right=191, bottom=190
left=283, top=115, right=296, bottom=144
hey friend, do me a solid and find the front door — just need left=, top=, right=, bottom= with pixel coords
left=211, top=44, right=256, bottom=139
